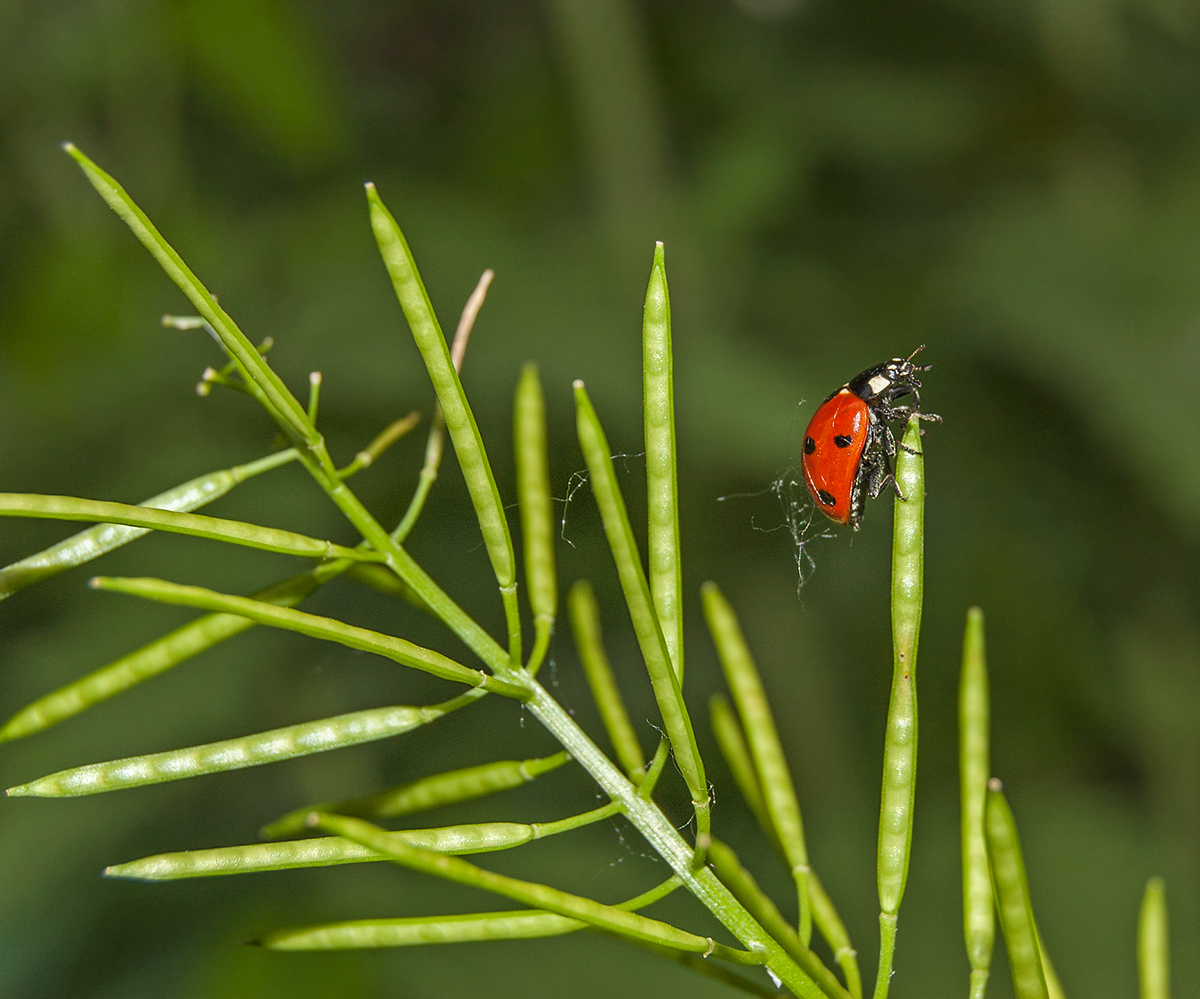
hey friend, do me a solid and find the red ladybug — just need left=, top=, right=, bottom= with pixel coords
left=801, top=349, right=938, bottom=530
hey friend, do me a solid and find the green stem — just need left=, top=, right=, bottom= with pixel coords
left=336, top=412, right=421, bottom=478
left=708, top=838, right=851, bottom=999
left=521, top=675, right=828, bottom=998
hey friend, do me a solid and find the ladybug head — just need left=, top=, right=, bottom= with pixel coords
left=847, top=346, right=929, bottom=405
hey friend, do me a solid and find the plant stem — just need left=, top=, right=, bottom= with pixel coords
left=521, top=675, right=829, bottom=998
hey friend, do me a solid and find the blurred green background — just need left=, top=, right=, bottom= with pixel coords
left=2, top=0, right=1198, bottom=996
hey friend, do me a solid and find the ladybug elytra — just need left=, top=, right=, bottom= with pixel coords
left=801, top=348, right=939, bottom=531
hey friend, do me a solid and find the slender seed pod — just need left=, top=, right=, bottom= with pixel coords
left=959, top=607, right=994, bottom=999
left=873, top=416, right=925, bottom=999
left=8, top=699, right=471, bottom=797
left=1035, top=923, right=1066, bottom=999
left=0, top=495, right=385, bottom=563
left=0, top=571, right=321, bottom=743
left=573, top=382, right=707, bottom=815
left=262, top=751, right=572, bottom=840
left=65, top=144, right=314, bottom=445
left=256, top=876, right=682, bottom=951
left=986, top=782, right=1049, bottom=999
left=260, top=910, right=585, bottom=950
left=87, top=576, right=528, bottom=697
left=366, top=184, right=520, bottom=664
left=107, top=837, right=381, bottom=880
left=568, top=580, right=646, bottom=779
left=1138, top=877, right=1169, bottom=999
left=701, top=582, right=810, bottom=943
left=119, top=801, right=622, bottom=883
left=709, top=693, right=771, bottom=833
left=390, top=270, right=486, bottom=544
left=515, top=364, right=558, bottom=671
left=643, top=243, right=684, bottom=682
left=0, top=449, right=296, bottom=600
left=312, top=813, right=759, bottom=964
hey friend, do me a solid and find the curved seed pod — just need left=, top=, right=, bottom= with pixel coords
left=109, top=825, right=536, bottom=881
left=0, top=450, right=297, bottom=600
left=263, top=750, right=571, bottom=840
left=0, top=494, right=382, bottom=563
left=7, top=700, right=469, bottom=797
left=959, top=607, right=994, bottom=999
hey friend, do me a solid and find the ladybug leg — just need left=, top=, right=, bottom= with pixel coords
left=862, top=452, right=898, bottom=500
left=861, top=424, right=897, bottom=500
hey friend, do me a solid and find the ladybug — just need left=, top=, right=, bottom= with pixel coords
left=801, top=348, right=938, bottom=530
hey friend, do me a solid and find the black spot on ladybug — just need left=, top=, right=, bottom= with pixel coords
left=817, top=489, right=837, bottom=507
left=803, top=437, right=815, bottom=455
left=833, top=434, right=852, bottom=448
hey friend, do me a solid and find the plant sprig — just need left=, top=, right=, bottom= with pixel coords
left=0, top=143, right=1164, bottom=999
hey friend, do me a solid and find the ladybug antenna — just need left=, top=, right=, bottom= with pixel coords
left=905, top=344, right=927, bottom=363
